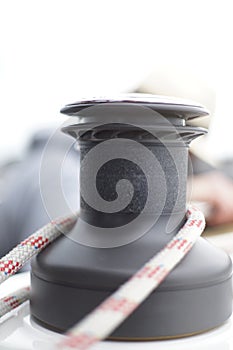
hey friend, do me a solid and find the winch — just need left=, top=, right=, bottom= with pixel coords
left=30, top=94, right=232, bottom=340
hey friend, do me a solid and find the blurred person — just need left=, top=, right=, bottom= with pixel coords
left=188, top=154, right=233, bottom=226
left=139, top=62, right=233, bottom=227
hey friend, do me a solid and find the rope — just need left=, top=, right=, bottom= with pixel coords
left=0, top=206, right=205, bottom=350
left=0, top=287, right=30, bottom=318
left=0, top=214, right=77, bottom=284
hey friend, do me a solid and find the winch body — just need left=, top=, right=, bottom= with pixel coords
left=30, top=95, right=232, bottom=339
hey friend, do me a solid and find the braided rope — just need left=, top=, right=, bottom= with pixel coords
left=0, top=206, right=205, bottom=350
left=0, top=287, right=30, bottom=318
left=57, top=206, right=205, bottom=350
left=0, top=214, right=77, bottom=284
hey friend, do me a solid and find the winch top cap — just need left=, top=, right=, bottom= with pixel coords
left=60, top=93, right=209, bottom=120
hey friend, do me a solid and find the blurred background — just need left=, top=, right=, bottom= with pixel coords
left=1, top=0, right=233, bottom=163
left=2, top=0, right=233, bottom=255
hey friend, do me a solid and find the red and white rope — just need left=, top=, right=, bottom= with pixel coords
left=0, top=214, right=76, bottom=284
left=0, top=206, right=205, bottom=350
left=0, top=287, right=30, bottom=318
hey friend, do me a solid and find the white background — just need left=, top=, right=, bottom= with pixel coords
left=1, top=0, right=233, bottom=162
